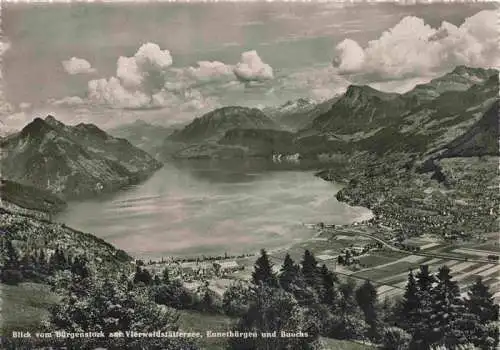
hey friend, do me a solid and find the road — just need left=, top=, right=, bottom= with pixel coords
left=330, top=227, right=499, bottom=265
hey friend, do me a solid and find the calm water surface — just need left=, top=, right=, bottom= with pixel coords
left=55, top=159, right=371, bottom=259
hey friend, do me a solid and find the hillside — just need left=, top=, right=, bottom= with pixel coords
left=301, top=85, right=404, bottom=136
left=168, top=106, right=278, bottom=144
left=405, top=65, right=498, bottom=102
left=219, top=128, right=297, bottom=157
left=0, top=179, right=66, bottom=216
left=163, top=106, right=280, bottom=159
left=434, top=100, right=499, bottom=159
left=1, top=115, right=162, bottom=199
left=297, top=67, right=498, bottom=157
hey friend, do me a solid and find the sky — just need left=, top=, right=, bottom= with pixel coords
left=0, top=2, right=498, bottom=131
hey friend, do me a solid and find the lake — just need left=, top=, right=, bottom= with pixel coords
left=55, top=159, right=372, bottom=259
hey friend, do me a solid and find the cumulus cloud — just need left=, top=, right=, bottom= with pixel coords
left=234, top=50, right=274, bottom=82
left=186, top=61, right=235, bottom=82
left=62, top=57, right=96, bottom=75
left=332, top=10, right=500, bottom=79
left=88, top=77, right=151, bottom=109
left=116, top=42, right=172, bottom=92
left=85, top=42, right=227, bottom=116
left=87, top=43, right=177, bottom=109
left=332, top=39, right=365, bottom=74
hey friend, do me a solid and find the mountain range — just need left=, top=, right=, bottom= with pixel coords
left=1, top=66, right=497, bottom=208
left=1, top=115, right=162, bottom=200
left=160, top=66, right=498, bottom=161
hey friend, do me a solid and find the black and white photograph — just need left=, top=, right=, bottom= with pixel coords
left=0, top=0, right=498, bottom=349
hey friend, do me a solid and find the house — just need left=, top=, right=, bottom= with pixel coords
left=213, top=260, right=241, bottom=273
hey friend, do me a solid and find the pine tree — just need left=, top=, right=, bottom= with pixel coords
left=279, top=253, right=299, bottom=291
left=201, top=289, right=213, bottom=312
left=70, top=255, right=90, bottom=279
left=410, top=265, right=436, bottom=349
left=428, top=265, right=468, bottom=348
left=355, top=279, right=379, bottom=340
left=415, top=265, right=435, bottom=292
left=399, top=270, right=421, bottom=333
left=162, top=267, right=170, bottom=284
left=467, top=277, right=498, bottom=324
left=319, top=264, right=337, bottom=306
left=251, top=249, right=278, bottom=287
left=301, top=250, right=320, bottom=288
left=466, top=277, right=499, bottom=349
left=5, top=239, right=19, bottom=268
left=1, top=239, right=23, bottom=284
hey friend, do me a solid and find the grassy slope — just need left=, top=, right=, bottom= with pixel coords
left=319, top=337, right=376, bottom=350
left=0, top=282, right=60, bottom=336
left=178, top=310, right=237, bottom=350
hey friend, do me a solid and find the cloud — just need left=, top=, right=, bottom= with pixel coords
left=19, top=102, right=32, bottom=110
left=116, top=42, right=172, bottom=92
left=62, top=57, right=96, bottom=75
left=279, top=65, right=351, bottom=101
left=0, top=39, right=13, bottom=115
left=234, top=50, right=274, bottom=82
left=88, top=77, right=152, bottom=109
left=48, top=96, right=86, bottom=107
left=87, top=43, right=178, bottom=109
left=186, top=61, right=235, bottom=82
left=86, top=42, right=224, bottom=115
left=332, top=10, right=500, bottom=80
left=0, top=41, right=10, bottom=58
left=332, top=39, right=365, bottom=74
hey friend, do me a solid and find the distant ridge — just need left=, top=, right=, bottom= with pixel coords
left=1, top=115, right=162, bottom=199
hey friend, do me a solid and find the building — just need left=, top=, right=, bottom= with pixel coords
left=213, top=260, right=241, bottom=273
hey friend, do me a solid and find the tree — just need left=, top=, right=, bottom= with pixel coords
left=49, top=247, right=68, bottom=272
left=428, top=265, right=470, bottom=348
left=415, top=265, right=435, bottom=292
left=327, top=279, right=367, bottom=340
left=229, top=285, right=321, bottom=350
left=251, top=249, right=278, bottom=287
left=200, top=289, right=214, bottom=312
left=133, top=266, right=152, bottom=285
left=279, top=253, right=299, bottom=291
left=301, top=250, right=320, bottom=288
left=48, top=276, right=196, bottom=349
left=1, top=239, right=22, bottom=285
left=319, top=264, right=337, bottom=306
left=467, top=277, right=498, bottom=324
left=152, top=279, right=194, bottom=309
left=222, top=282, right=253, bottom=317
left=5, top=239, right=19, bottom=265
left=162, top=266, right=170, bottom=284
left=398, top=270, right=421, bottom=333
left=355, top=280, right=379, bottom=340
left=70, top=255, right=91, bottom=279
left=381, top=327, right=411, bottom=350
left=466, top=278, right=499, bottom=349
left=411, top=264, right=436, bottom=348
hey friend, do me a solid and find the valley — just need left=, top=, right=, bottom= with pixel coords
left=1, top=65, right=498, bottom=349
